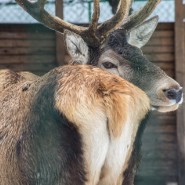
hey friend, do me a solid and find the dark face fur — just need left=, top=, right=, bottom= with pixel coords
left=98, top=29, right=183, bottom=112
left=102, top=29, right=166, bottom=90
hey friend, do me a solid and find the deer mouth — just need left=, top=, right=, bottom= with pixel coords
left=151, top=98, right=183, bottom=113
left=149, top=87, right=183, bottom=113
left=152, top=104, right=179, bottom=113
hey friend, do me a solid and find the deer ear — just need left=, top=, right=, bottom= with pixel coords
left=64, top=30, right=89, bottom=64
left=127, top=16, right=159, bottom=48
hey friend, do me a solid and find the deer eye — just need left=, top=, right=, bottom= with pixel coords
left=102, top=62, right=117, bottom=69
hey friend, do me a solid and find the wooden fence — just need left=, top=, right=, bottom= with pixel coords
left=0, top=24, right=57, bottom=75
left=136, top=23, right=177, bottom=185
left=0, top=23, right=177, bottom=185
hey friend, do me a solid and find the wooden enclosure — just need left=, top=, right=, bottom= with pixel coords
left=136, top=23, right=178, bottom=185
left=175, top=1, right=185, bottom=185
left=0, top=24, right=57, bottom=75
left=0, top=22, right=178, bottom=185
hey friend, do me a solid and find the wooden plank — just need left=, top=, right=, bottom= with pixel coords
left=55, top=0, right=66, bottom=66
left=142, top=143, right=177, bottom=152
left=136, top=175, right=177, bottom=181
left=142, top=150, right=177, bottom=160
left=152, top=31, right=174, bottom=38
left=142, top=134, right=176, bottom=143
left=0, top=55, right=56, bottom=64
left=0, top=24, right=52, bottom=33
left=56, top=33, right=66, bottom=66
left=147, top=38, right=174, bottom=46
left=137, top=161, right=177, bottom=177
left=0, top=48, right=55, bottom=55
left=136, top=175, right=177, bottom=185
left=151, top=62, right=174, bottom=70
left=144, top=125, right=176, bottom=134
left=0, top=40, right=55, bottom=48
left=0, top=32, right=55, bottom=40
left=0, top=23, right=172, bottom=33
left=0, top=63, right=56, bottom=72
left=175, top=1, right=185, bottom=184
left=148, top=111, right=176, bottom=121
left=146, top=53, right=174, bottom=62
left=156, top=23, right=174, bottom=31
left=139, top=160, right=177, bottom=169
left=146, top=114, right=176, bottom=124
left=146, top=118, right=176, bottom=126
left=142, top=46, right=174, bottom=53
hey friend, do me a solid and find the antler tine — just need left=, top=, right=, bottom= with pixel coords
left=16, top=0, right=86, bottom=34
left=122, top=0, right=161, bottom=30
left=89, top=0, right=100, bottom=32
left=98, top=0, right=132, bottom=39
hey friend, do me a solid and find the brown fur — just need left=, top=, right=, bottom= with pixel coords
left=0, top=65, right=149, bottom=185
left=0, top=69, right=38, bottom=92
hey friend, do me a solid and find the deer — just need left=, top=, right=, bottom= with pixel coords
left=15, top=0, right=183, bottom=112
left=2, top=0, right=183, bottom=184
left=0, top=64, right=150, bottom=185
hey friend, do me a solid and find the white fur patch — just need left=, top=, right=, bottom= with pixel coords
left=98, top=117, right=139, bottom=185
left=74, top=104, right=109, bottom=185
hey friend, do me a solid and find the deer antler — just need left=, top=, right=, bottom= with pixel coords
left=122, top=0, right=161, bottom=30
left=98, top=0, right=131, bottom=38
left=16, top=0, right=86, bottom=34
left=16, top=0, right=159, bottom=47
left=89, top=0, right=100, bottom=32
left=16, top=0, right=131, bottom=47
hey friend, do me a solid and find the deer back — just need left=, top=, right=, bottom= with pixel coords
left=0, top=65, right=149, bottom=185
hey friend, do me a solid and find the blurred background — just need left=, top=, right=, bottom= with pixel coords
left=0, top=0, right=175, bottom=23
left=0, top=1, right=184, bottom=185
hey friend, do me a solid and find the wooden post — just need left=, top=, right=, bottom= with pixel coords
left=175, top=1, right=185, bottom=184
left=55, top=0, right=66, bottom=66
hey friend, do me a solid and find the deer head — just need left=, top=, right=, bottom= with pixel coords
left=16, top=0, right=183, bottom=113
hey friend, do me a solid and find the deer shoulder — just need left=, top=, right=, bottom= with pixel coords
left=0, top=65, right=149, bottom=185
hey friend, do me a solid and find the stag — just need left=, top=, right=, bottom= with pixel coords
left=0, top=64, right=150, bottom=185
left=8, top=0, right=183, bottom=184
left=15, top=0, right=183, bottom=112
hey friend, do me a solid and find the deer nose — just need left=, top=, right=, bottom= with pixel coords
left=163, top=88, right=183, bottom=103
